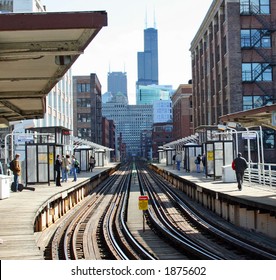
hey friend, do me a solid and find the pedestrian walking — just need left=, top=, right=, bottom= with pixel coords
left=55, top=154, right=62, bottom=187
left=175, top=152, right=182, bottom=171
left=232, top=152, right=248, bottom=191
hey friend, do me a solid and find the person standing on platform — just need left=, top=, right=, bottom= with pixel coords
left=195, top=154, right=202, bottom=173
left=61, top=155, right=71, bottom=182
left=71, top=155, right=77, bottom=182
left=89, top=156, right=96, bottom=172
left=175, top=152, right=182, bottom=171
left=55, top=154, right=62, bottom=187
left=232, top=152, right=248, bottom=191
left=202, top=153, right=206, bottom=174
left=11, top=153, right=21, bottom=192
left=172, top=154, right=176, bottom=169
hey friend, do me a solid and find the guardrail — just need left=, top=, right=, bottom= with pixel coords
left=244, top=163, right=276, bottom=188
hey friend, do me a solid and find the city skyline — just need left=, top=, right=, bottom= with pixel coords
left=43, top=0, right=213, bottom=104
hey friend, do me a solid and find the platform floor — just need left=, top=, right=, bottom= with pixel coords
left=0, top=163, right=275, bottom=260
left=0, top=165, right=116, bottom=260
left=154, top=163, right=276, bottom=210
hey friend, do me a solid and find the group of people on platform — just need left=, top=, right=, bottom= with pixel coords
left=173, top=153, right=206, bottom=173
left=172, top=152, right=248, bottom=191
left=54, top=154, right=96, bottom=187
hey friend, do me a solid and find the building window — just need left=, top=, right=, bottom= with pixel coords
left=240, top=0, right=270, bottom=14
left=243, top=95, right=273, bottom=110
left=77, top=128, right=91, bottom=138
left=77, top=83, right=90, bottom=93
left=241, top=29, right=271, bottom=48
left=77, top=114, right=91, bottom=123
left=77, top=98, right=91, bottom=107
left=242, top=63, right=272, bottom=82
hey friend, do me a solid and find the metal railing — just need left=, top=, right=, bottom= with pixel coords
left=244, top=162, right=276, bottom=188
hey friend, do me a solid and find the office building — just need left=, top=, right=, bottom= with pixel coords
left=190, top=0, right=275, bottom=161
left=0, top=0, right=45, bottom=12
left=152, top=122, right=173, bottom=160
left=171, top=84, right=193, bottom=140
left=137, top=27, right=159, bottom=86
left=136, top=84, right=172, bottom=105
left=102, top=103, right=153, bottom=157
left=73, top=74, right=102, bottom=145
left=108, top=71, right=128, bottom=101
left=153, top=100, right=172, bottom=124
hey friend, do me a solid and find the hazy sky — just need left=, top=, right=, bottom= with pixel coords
left=43, top=0, right=213, bottom=103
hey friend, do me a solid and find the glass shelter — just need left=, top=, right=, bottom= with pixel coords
left=25, top=127, right=71, bottom=185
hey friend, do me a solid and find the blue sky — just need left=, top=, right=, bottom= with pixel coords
left=43, top=0, right=213, bottom=103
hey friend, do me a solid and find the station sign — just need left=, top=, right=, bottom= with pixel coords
left=242, top=132, right=256, bottom=139
left=138, top=195, right=148, bottom=210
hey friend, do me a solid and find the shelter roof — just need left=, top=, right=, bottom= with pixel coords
left=219, top=104, right=276, bottom=129
left=0, top=11, right=107, bottom=126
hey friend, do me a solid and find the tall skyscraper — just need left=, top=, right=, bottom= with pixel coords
left=137, top=27, right=159, bottom=86
left=108, top=71, right=128, bottom=100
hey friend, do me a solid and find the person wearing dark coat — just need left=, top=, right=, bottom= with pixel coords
left=55, top=154, right=62, bottom=187
left=232, top=152, right=248, bottom=191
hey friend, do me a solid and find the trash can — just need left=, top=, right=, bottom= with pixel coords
left=0, top=175, right=12, bottom=199
left=222, top=165, right=236, bottom=183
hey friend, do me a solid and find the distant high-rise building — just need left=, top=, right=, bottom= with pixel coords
left=102, top=103, right=153, bottom=157
left=137, top=27, right=159, bottom=86
left=108, top=71, right=128, bottom=100
left=136, top=84, right=172, bottom=105
left=0, top=0, right=45, bottom=13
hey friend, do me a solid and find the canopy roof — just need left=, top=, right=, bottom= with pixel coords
left=220, top=104, right=276, bottom=130
left=0, top=11, right=107, bottom=126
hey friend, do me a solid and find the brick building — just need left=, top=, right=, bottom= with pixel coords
left=171, top=84, right=193, bottom=140
left=73, top=74, right=102, bottom=145
left=190, top=0, right=276, bottom=161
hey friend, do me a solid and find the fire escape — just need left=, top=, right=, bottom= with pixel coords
left=241, top=3, right=276, bottom=105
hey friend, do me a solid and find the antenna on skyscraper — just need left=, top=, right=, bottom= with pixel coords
left=153, top=7, right=156, bottom=29
left=145, top=7, right=148, bottom=29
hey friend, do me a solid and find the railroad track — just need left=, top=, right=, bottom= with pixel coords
left=49, top=164, right=156, bottom=260
left=45, top=161, right=276, bottom=260
left=137, top=162, right=276, bottom=260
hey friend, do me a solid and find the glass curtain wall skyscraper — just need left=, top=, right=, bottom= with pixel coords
left=137, top=27, right=159, bottom=86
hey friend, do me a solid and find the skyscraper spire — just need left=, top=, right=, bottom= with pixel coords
left=145, top=7, right=148, bottom=29
left=153, top=7, right=156, bottom=29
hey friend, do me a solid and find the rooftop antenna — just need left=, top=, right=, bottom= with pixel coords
left=153, top=7, right=156, bottom=29
left=145, top=7, right=148, bottom=29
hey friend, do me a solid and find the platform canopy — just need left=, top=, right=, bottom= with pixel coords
left=219, top=104, right=276, bottom=130
left=0, top=11, right=107, bottom=126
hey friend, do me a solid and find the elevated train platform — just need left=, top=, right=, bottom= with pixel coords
left=150, top=163, right=276, bottom=240
left=0, top=162, right=276, bottom=260
left=0, top=164, right=118, bottom=260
